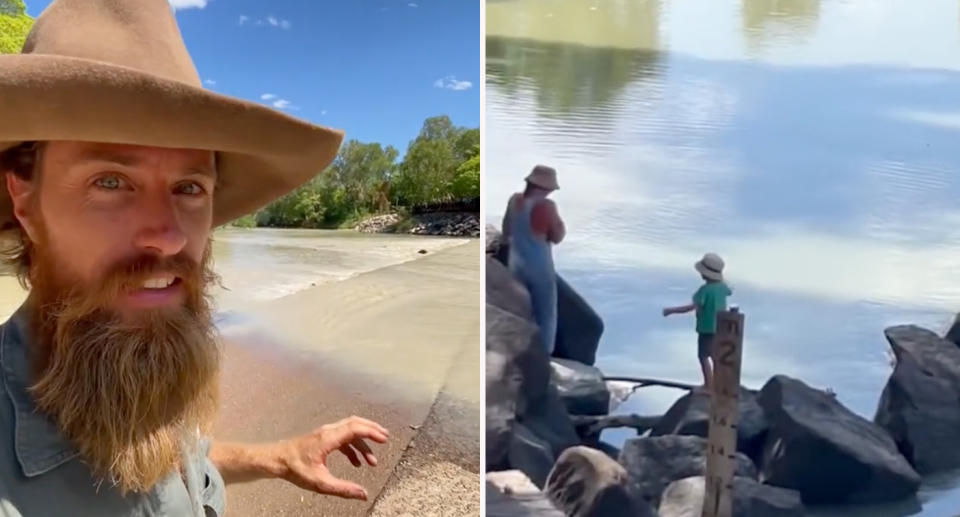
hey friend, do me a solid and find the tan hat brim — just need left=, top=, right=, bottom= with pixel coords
left=525, top=177, right=559, bottom=191
left=695, top=260, right=723, bottom=281
left=0, top=54, right=344, bottom=228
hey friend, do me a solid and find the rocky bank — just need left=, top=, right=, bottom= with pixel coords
left=485, top=224, right=959, bottom=516
left=355, top=212, right=480, bottom=237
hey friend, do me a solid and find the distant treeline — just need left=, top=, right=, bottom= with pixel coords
left=232, top=115, right=480, bottom=229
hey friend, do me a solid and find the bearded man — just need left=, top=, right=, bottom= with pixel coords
left=0, top=1, right=389, bottom=515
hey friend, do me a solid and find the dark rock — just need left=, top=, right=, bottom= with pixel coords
left=485, top=303, right=542, bottom=470
left=597, top=441, right=621, bottom=461
left=554, top=275, right=604, bottom=366
left=758, top=375, right=920, bottom=504
left=509, top=424, right=556, bottom=488
left=486, top=297, right=578, bottom=482
left=520, top=383, right=580, bottom=467
left=659, top=476, right=804, bottom=517
left=571, top=413, right=662, bottom=446
left=652, top=387, right=768, bottom=462
left=486, top=224, right=504, bottom=255
left=546, top=446, right=658, bottom=517
left=618, top=434, right=756, bottom=508
left=418, top=249, right=427, bottom=254
left=875, top=325, right=960, bottom=474
left=487, top=257, right=535, bottom=322
left=551, top=358, right=610, bottom=416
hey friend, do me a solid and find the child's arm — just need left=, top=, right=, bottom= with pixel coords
left=662, top=303, right=696, bottom=316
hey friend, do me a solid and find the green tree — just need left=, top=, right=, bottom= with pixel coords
left=451, top=154, right=480, bottom=199
left=327, top=140, right=398, bottom=214
left=393, top=138, right=456, bottom=206
left=0, top=0, right=33, bottom=54
left=417, top=115, right=459, bottom=143
left=453, top=128, right=480, bottom=163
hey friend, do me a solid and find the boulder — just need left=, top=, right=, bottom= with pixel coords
left=487, top=256, right=535, bottom=322
left=758, top=375, right=920, bottom=504
left=509, top=424, right=556, bottom=488
left=486, top=224, right=505, bottom=256
left=486, top=299, right=578, bottom=482
left=618, top=435, right=756, bottom=508
left=487, top=471, right=566, bottom=517
left=545, top=446, right=657, bottom=517
left=659, top=476, right=803, bottom=517
left=875, top=325, right=960, bottom=474
left=486, top=303, right=541, bottom=470
left=554, top=275, right=604, bottom=366
left=597, top=441, right=621, bottom=461
left=551, top=358, right=610, bottom=415
left=652, top=387, right=768, bottom=462
left=945, top=313, right=960, bottom=347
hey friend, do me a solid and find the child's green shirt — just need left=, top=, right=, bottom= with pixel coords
left=693, top=281, right=732, bottom=334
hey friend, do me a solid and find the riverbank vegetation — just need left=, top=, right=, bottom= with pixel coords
left=237, top=115, right=480, bottom=229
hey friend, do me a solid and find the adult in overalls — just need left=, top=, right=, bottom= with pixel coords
left=501, top=165, right=566, bottom=354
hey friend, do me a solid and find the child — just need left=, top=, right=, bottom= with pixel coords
left=662, top=253, right=732, bottom=391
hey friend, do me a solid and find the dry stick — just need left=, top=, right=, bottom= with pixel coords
left=602, top=376, right=697, bottom=391
left=703, top=307, right=745, bottom=517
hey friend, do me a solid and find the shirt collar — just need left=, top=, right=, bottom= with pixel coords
left=0, top=302, right=79, bottom=477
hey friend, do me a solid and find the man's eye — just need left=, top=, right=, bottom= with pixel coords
left=178, top=182, right=204, bottom=195
left=94, top=175, right=123, bottom=190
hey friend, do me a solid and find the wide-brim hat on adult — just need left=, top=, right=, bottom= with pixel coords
left=695, top=252, right=724, bottom=282
left=0, top=0, right=344, bottom=228
left=525, top=165, right=559, bottom=191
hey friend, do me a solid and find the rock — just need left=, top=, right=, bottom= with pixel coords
left=485, top=302, right=543, bottom=470
left=597, top=441, right=621, bottom=461
left=875, top=325, right=960, bottom=474
left=618, top=434, right=756, bottom=508
left=758, top=375, right=920, bottom=504
left=652, top=387, right=768, bottom=462
left=487, top=257, right=535, bottom=321
left=554, top=275, right=604, bottom=366
left=486, top=298, right=578, bottom=483
left=571, top=414, right=662, bottom=447
left=943, top=313, right=960, bottom=347
left=551, top=358, right=610, bottom=416
left=659, top=476, right=803, bottom=517
left=545, top=446, right=657, bottom=517
left=509, top=424, right=556, bottom=488
left=488, top=471, right=566, bottom=516
left=487, top=224, right=504, bottom=255
left=418, top=249, right=427, bottom=254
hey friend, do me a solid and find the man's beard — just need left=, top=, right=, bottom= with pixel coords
left=25, top=241, right=221, bottom=494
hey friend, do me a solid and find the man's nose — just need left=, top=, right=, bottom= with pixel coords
left=132, top=193, right=188, bottom=256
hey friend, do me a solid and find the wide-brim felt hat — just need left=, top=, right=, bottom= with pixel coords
left=0, top=0, right=344, bottom=228
left=525, top=165, right=559, bottom=191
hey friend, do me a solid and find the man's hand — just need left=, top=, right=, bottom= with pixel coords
left=662, top=307, right=673, bottom=317
left=277, top=416, right=389, bottom=501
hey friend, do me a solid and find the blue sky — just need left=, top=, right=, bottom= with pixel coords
left=25, top=0, right=481, bottom=155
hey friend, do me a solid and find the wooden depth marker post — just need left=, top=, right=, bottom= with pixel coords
left=702, top=306, right=745, bottom=517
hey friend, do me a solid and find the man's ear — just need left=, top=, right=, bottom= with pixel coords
left=6, top=172, right=39, bottom=242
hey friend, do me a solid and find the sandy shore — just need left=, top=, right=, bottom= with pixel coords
left=215, top=239, right=482, bottom=516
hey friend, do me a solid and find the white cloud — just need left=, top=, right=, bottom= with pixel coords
left=433, top=75, right=473, bottom=91
left=204, top=79, right=216, bottom=86
left=272, top=99, right=299, bottom=110
left=321, top=110, right=328, bottom=115
left=168, top=0, right=207, bottom=10
left=240, top=15, right=291, bottom=30
left=260, top=93, right=277, bottom=100
left=408, top=2, right=418, bottom=7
